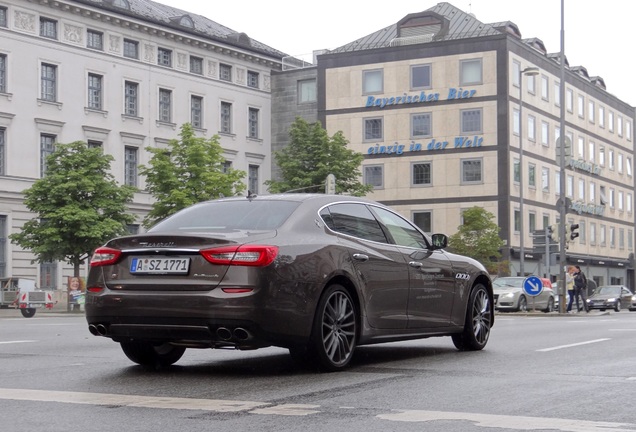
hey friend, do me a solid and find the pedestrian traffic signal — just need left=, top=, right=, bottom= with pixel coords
left=548, top=224, right=559, bottom=243
left=569, top=223, right=580, bottom=241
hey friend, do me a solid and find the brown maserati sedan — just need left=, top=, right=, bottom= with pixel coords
left=86, top=194, right=494, bottom=371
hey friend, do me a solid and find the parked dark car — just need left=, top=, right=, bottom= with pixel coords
left=85, top=194, right=494, bottom=371
left=586, top=285, right=634, bottom=312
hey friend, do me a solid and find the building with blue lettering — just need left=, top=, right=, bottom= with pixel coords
left=272, top=2, right=636, bottom=288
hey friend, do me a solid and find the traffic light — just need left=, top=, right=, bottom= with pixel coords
left=569, top=223, right=580, bottom=241
left=548, top=224, right=559, bottom=243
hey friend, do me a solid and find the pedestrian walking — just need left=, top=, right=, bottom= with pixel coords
left=572, top=265, right=590, bottom=313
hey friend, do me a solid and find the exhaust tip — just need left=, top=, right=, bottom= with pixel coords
left=88, top=324, right=99, bottom=336
left=233, top=327, right=251, bottom=341
left=95, top=324, right=108, bottom=336
left=216, top=327, right=232, bottom=340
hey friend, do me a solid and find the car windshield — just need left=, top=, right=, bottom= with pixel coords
left=149, top=200, right=301, bottom=232
left=596, top=286, right=621, bottom=296
left=493, top=278, right=523, bottom=288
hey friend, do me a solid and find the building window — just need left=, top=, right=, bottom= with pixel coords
left=248, top=165, right=259, bottom=193
left=627, top=121, right=632, bottom=141
left=87, top=30, right=103, bottom=50
left=411, top=64, right=431, bottom=89
left=541, top=167, right=549, bottom=192
left=40, top=261, right=57, bottom=290
left=526, top=74, right=535, bottom=95
left=124, top=146, right=137, bottom=187
left=87, top=73, right=103, bottom=110
left=222, top=160, right=232, bottom=173
left=609, top=188, right=615, bottom=208
left=589, top=182, right=596, bottom=203
left=554, top=81, right=560, bottom=106
left=512, top=60, right=520, bottom=87
left=541, top=75, right=549, bottom=101
left=610, top=227, right=615, bottom=248
left=588, top=100, right=595, bottom=123
left=40, top=134, right=56, bottom=177
left=40, top=17, right=57, bottom=39
left=124, top=81, right=138, bottom=117
left=460, top=59, right=482, bottom=85
left=513, top=159, right=520, bottom=183
left=220, top=63, right=232, bottom=81
left=123, top=39, right=139, bottom=59
left=619, top=191, right=624, bottom=211
left=527, top=115, right=536, bottom=141
left=609, top=111, right=614, bottom=133
left=628, top=193, right=633, bottom=213
left=0, top=128, right=5, bottom=175
left=364, top=165, right=383, bottom=189
left=577, top=137, right=585, bottom=159
left=529, top=212, right=536, bottom=233
left=514, top=209, right=521, bottom=233
left=220, top=101, right=232, bottom=133
left=566, top=175, right=574, bottom=197
left=528, top=163, right=536, bottom=187
left=87, top=140, right=102, bottom=150
left=618, top=153, right=624, bottom=173
left=411, top=113, right=432, bottom=138
left=0, top=7, right=6, bottom=27
left=298, top=79, right=316, bottom=103
left=363, top=69, right=382, bottom=94
left=248, top=107, right=259, bottom=139
left=0, top=54, right=6, bottom=93
left=566, top=88, right=573, bottom=113
left=578, top=179, right=585, bottom=201
left=590, top=223, right=596, bottom=246
left=364, top=118, right=383, bottom=141
left=627, top=157, right=632, bottom=177
left=513, top=109, right=520, bottom=135
left=618, top=116, right=624, bottom=137
left=461, top=158, right=482, bottom=184
left=589, top=141, right=595, bottom=163
left=190, top=56, right=203, bottom=75
left=609, top=149, right=615, bottom=170
left=41, top=63, right=57, bottom=102
left=191, top=95, right=203, bottom=129
left=461, top=109, right=482, bottom=134
left=127, top=224, right=139, bottom=235
left=412, top=211, right=432, bottom=234
left=599, top=106, right=605, bottom=128
left=577, top=95, right=584, bottom=118
left=599, top=146, right=605, bottom=166
left=157, top=47, right=172, bottom=67
left=600, top=225, right=606, bottom=247
left=158, top=88, right=172, bottom=123
left=247, top=70, right=259, bottom=88
left=411, top=162, right=432, bottom=186
left=541, top=121, right=549, bottom=146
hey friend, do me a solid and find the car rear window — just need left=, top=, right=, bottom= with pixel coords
left=149, top=200, right=301, bottom=232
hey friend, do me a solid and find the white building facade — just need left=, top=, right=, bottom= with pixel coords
left=0, top=0, right=284, bottom=289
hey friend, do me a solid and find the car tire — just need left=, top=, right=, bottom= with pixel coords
left=544, top=297, right=555, bottom=313
left=518, top=295, right=528, bottom=312
left=120, top=341, right=186, bottom=367
left=20, top=308, right=36, bottom=318
left=614, top=302, right=621, bottom=312
left=309, top=284, right=357, bottom=372
left=451, top=283, right=492, bottom=351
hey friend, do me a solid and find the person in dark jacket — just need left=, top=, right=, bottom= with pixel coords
left=572, top=265, right=590, bottom=313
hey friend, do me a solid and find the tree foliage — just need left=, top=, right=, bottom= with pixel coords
left=447, top=207, right=507, bottom=275
left=139, top=123, right=246, bottom=227
left=266, top=117, right=372, bottom=196
left=10, top=141, right=136, bottom=276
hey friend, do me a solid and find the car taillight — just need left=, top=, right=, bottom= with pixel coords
left=90, top=247, right=122, bottom=267
left=200, top=245, right=278, bottom=266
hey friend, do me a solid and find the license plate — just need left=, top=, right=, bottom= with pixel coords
left=130, top=257, right=190, bottom=274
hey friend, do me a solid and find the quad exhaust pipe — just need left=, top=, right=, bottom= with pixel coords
left=88, top=323, right=109, bottom=336
left=216, top=327, right=252, bottom=341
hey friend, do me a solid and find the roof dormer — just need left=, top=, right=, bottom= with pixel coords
left=170, top=14, right=194, bottom=29
left=104, top=0, right=130, bottom=10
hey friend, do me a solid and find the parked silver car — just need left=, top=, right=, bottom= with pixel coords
left=493, top=277, right=555, bottom=312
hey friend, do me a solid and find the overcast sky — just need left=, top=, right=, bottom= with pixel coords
left=157, top=0, right=636, bottom=106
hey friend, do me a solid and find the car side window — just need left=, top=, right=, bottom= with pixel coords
left=321, top=203, right=388, bottom=243
left=369, top=206, right=428, bottom=249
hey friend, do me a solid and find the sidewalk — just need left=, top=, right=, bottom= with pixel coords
left=0, top=303, right=85, bottom=318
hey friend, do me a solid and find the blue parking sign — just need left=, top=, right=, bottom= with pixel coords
left=522, top=276, right=543, bottom=297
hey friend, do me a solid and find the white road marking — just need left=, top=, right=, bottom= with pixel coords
left=250, top=404, right=321, bottom=416
left=0, top=388, right=266, bottom=412
left=536, top=338, right=611, bottom=352
left=378, top=410, right=636, bottom=431
left=0, top=340, right=37, bottom=345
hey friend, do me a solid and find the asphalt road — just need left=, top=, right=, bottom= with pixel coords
left=1, top=308, right=635, bottom=432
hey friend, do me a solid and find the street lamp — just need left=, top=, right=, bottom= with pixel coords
left=518, top=66, right=540, bottom=276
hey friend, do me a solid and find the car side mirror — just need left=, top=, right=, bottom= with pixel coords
left=430, top=233, right=448, bottom=250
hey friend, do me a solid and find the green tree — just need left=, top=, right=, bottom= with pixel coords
left=10, top=141, right=136, bottom=277
left=140, top=123, right=246, bottom=227
left=266, top=117, right=372, bottom=196
left=447, top=206, right=507, bottom=275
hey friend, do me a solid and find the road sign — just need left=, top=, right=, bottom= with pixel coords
left=522, top=275, right=543, bottom=297
left=555, top=136, right=572, bottom=159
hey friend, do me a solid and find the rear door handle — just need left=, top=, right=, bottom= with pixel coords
left=352, top=254, right=369, bottom=262
left=409, top=261, right=423, bottom=268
